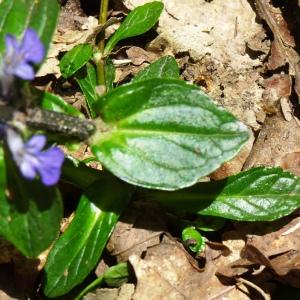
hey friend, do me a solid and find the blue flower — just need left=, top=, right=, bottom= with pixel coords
left=6, top=128, right=64, bottom=186
left=2, top=28, right=45, bottom=80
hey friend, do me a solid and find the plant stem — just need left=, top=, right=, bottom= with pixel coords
left=74, top=276, right=104, bottom=300
left=97, top=0, right=109, bottom=87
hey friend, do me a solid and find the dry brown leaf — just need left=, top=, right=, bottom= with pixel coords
left=262, top=74, right=292, bottom=107
left=83, top=284, right=135, bottom=300
left=242, top=217, right=300, bottom=288
left=129, top=236, right=213, bottom=300
left=130, top=235, right=253, bottom=300
left=279, top=152, right=300, bottom=176
left=107, top=202, right=167, bottom=262
left=255, top=0, right=300, bottom=101
left=244, top=112, right=300, bottom=170
left=125, top=46, right=159, bottom=66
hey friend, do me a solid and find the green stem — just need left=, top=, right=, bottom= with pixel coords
left=74, top=276, right=104, bottom=300
left=97, top=0, right=109, bottom=87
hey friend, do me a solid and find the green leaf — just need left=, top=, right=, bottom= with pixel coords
left=91, top=78, right=249, bottom=190
left=104, top=1, right=164, bottom=54
left=40, top=91, right=83, bottom=117
left=75, top=62, right=98, bottom=118
left=0, top=0, right=59, bottom=55
left=131, top=56, right=180, bottom=83
left=194, top=216, right=226, bottom=232
left=0, top=147, right=62, bottom=258
left=104, top=262, right=130, bottom=287
left=182, top=227, right=206, bottom=253
left=43, top=178, right=133, bottom=297
left=60, top=44, right=93, bottom=79
left=105, top=57, right=115, bottom=92
left=143, top=167, right=300, bottom=221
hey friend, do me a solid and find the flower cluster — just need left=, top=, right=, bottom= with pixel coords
left=2, top=28, right=45, bottom=80
left=6, top=128, right=64, bottom=186
left=1, top=29, right=64, bottom=186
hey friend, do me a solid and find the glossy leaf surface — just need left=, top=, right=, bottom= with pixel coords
left=0, top=0, right=59, bottom=54
left=43, top=178, right=133, bottom=297
left=40, top=91, right=83, bottom=117
left=104, top=1, right=164, bottom=54
left=144, top=167, right=300, bottom=221
left=76, top=62, right=98, bottom=118
left=132, top=55, right=180, bottom=83
left=0, top=147, right=62, bottom=258
left=92, top=79, right=249, bottom=190
left=60, top=44, right=93, bottom=79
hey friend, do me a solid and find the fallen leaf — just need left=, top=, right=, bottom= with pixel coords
left=130, top=235, right=252, bottom=300
left=107, top=202, right=167, bottom=262
left=83, top=284, right=135, bottom=300
left=244, top=112, right=300, bottom=169
left=279, top=152, right=300, bottom=176
left=243, top=217, right=300, bottom=288
left=255, top=0, right=300, bottom=101
left=125, top=46, right=159, bottom=66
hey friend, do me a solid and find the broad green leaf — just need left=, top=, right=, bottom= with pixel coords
left=105, top=57, right=115, bottom=92
left=60, top=44, right=93, bottom=79
left=40, top=91, right=83, bottom=117
left=0, top=147, right=62, bottom=258
left=76, top=62, right=98, bottom=118
left=43, top=178, right=133, bottom=297
left=104, top=1, right=164, bottom=54
left=131, top=56, right=179, bottom=83
left=143, top=167, right=300, bottom=221
left=91, top=79, right=249, bottom=190
left=0, top=0, right=59, bottom=54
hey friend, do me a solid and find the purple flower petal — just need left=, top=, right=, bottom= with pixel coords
left=25, top=134, right=46, bottom=153
left=6, top=127, right=24, bottom=165
left=6, top=128, right=64, bottom=186
left=21, top=28, right=45, bottom=64
left=13, top=62, right=35, bottom=80
left=36, top=147, right=64, bottom=186
left=4, top=34, right=19, bottom=59
left=2, top=28, right=45, bottom=83
left=19, top=157, right=37, bottom=180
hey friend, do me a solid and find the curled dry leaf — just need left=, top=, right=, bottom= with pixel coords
left=255, top=0, right=300, bottom=101
left=242, top=217, right=300, bottom=288
left=129, top=235, right=252, bottom=300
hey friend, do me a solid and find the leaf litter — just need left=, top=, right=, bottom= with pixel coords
left=3, top=0, right=300, bottom=299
